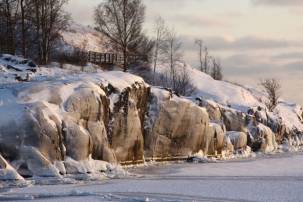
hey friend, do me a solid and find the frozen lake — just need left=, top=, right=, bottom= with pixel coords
left=1, top=153, right=303, bottom=202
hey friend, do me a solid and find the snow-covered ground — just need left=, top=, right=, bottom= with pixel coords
left=58, top=22, right=112, bottom=53
left=1, top=153, right=303, bottom=202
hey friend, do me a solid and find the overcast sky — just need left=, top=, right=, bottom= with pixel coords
left=66, top=0, right=303, bottom=104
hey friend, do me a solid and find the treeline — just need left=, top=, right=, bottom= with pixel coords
left=0, top=0, right=69, bottom=64
left=0, top=0, right=223, bottom=93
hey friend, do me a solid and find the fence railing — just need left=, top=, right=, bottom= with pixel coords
left=86, top=51, right=148, bottom=66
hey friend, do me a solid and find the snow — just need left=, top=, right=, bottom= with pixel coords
left=59, top=22, right=110, bottom=53
left=96, top=71, right=146, bottom=93
left=64, top=156, right=109, bottom=175
left=156, top=62, right=263, bottom=112
left=2, top=153, right=303, bottom=202
left=154, top=61, right=303, bottom=138
left=0, top=55, right=148, bottom=180
left=274, top=101, right=303, bottom=131
left=0, top=54, right=37, bottom=72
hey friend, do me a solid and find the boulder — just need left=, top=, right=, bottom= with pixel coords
left=145, top=88, right=209, bottom=158
left=226, top=131, right=247, bottom=151
left=249, top=122, right=277, bottom=153
left=196, top=99, right=222, bottom=121
left=210, top=123, right=226, bottom=154
left=222, top=108, right=246, bottom=132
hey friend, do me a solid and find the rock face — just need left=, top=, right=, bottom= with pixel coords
left=110, top=82, right=150, bottom=162
left=144, top=88, right=209, bottom=158
left=0, top=67, right=302, bottom=179
left=0, top=72, right=148, bottom=177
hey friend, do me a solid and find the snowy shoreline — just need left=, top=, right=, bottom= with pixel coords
left=1, top=53, right=303, bottom=184
left=1, top=152, right=303, bottom=202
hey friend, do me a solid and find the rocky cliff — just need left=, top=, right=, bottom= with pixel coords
left=0, top=54, right=303, bottom=179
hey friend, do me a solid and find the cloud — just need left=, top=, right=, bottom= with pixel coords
left=272, top=52, right=303, bottom=60
left=252, top=0, right=303, bottom=6
left=168, top=15, right=231, bottom=28
left=65, top=0, right=100, bottom=25
left=180, top=35, right=303, bottom=52
left=283, top=61, right=303, bottom=72
left=222, top=54, right=279, bottom=75
left=221, top=53, right=303, bottom=104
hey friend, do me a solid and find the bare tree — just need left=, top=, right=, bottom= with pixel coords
left=260, top=78, right=281, bottom=111
left=174, top=65, right=196, bottom=96
left=18, top=0, right=35, bottom=57
left=19, top=0, right=28, bottom=57
left=203, top=46, right=210, bottom=74
left=211, top=57, right=223, bottom=80
left=152, top=16, right=167, bottom=82
left=195, top=39, right=203, bottom=72
left=0, top=0, right=19, bottom=54
left=31, top=0, right=70, bottom=64
left=162, top=28, right=182, bottom=90
left=94, top=0, right=145, bottom=72
left=129, top=32, right=154, bottom=62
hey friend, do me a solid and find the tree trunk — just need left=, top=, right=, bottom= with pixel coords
left=20, top=0, right=26, bottom=57
left=153, top=38, right=159, bottom=83
left=123, top=46, right=127, bottom=72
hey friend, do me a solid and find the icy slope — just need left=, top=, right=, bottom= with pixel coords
left=58, top=22, right=111, bottom=53
left=156, top=62, right=263, bottom=111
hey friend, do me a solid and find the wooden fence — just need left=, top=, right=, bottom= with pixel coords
left=86, top=51, right=148, bottom=66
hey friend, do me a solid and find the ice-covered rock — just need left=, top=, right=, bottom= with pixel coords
left=144, top=88, right=210, bottom=158
left=0, top=155, right=24, bottom=180
left=209, top=123, right=228, bottom=155
left=226, top=131, right=248, bottom=151
left=0, top=53, right=303, bottom=178
left=16, top=146, right=61, bottom=177
left=110, top=81, right=149, bottom=162
left=0, top=69, right=148, bottom=177
left=248, top=121, right=278, bottom=153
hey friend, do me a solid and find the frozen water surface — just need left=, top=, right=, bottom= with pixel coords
left=1, top=153, right=303, bottom=202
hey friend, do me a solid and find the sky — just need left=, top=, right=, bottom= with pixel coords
left=66, top=0, right=303, bottom=104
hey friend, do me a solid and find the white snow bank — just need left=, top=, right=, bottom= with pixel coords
left=274, top=101, right=303, bottom=131
left=64, top=156, right=109, bottom=174
left=156, top=62, right=263, bottom=112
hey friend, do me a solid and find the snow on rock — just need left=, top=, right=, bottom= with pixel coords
left=274, top=101, right=303, bottom=132
left=155, top=61, right=303, bottom=148
left=248, top=122, right=278, bottom=153
left=0, top=54, right=37, bottom=72
left=0, top=56, right=150, bottom=178
left=0, top=52, right=303, bottom=179
left=0, top=155, right=24, bottom=180
left=18, top=146, right=61, bottom=178
left=226, top=131, right=248, bottom=151
left=64, top=156, right=109, bottom=174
